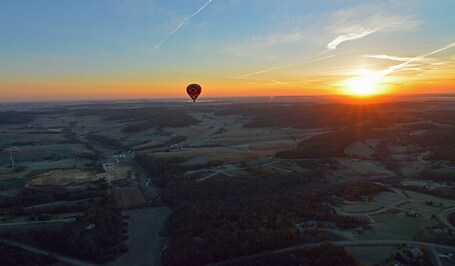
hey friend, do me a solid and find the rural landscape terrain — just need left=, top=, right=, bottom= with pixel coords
left=0, top=96, right=455, bottom=266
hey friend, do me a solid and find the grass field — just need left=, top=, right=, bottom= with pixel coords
left=27, top=169, right=96, bottom=186
left=344, top=141, right=375, bottom=158
left=153, top=147, right=271, bottom=163
left=346, top=246, right=397, bottom=265
left=359, top=212, right=438, bottom=240
left=340, top=203, right=382, bottom=213
left=374, top=192, right=404, bottom=206
left=0, top=144, right=74, bottom=163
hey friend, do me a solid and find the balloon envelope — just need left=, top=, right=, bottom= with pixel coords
left=186, top=84, right=202, bottom=102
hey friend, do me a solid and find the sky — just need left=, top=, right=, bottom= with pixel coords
left=0, top=0, right=454, bottom=101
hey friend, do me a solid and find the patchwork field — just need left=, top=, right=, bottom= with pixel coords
left=359, top=212, right=439, bottom=240
left=346, top=246, right=398, bottom=265
left=0, top=144, right=74, bottom=163
left=153, top=147, right=272, bottom=163
left=373, top=191, right=404, bottom=206
left=344, top=141, right=375, bottom=158
left=27, top=169, right=96, bottom=186
left=336, top=158, right=395, bottom=178
left=340, top=203, right=382, bottom=213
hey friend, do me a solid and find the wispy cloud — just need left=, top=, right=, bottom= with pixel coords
left=234, top=2, right=420, bottom=79
left=326, top=29, right=377, bottom=50
left=324, top=3, right=419, bottom=51
left=154, top=0, right=214, bottom=49
left=223, top=31, right=305, bottom=57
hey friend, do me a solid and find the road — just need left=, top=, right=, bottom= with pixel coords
left=0, top=218, right=75, bottom=226
left=208, top=239, right=455, bottom=266
left=417, top=150, right=455, bottom=170
left=437, top=206, right=455, bottom=231
left=183, top=116, right=224, bottom=148
left=0, top=238, right=95, bottom=266
left=417, top=151, right=432, bottom=165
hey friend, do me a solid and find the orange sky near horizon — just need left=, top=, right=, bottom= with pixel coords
left=1, top=1, right=454, bottom=101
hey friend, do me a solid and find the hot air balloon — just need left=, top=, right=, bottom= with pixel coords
left=186, top=84, right=202, bottom=102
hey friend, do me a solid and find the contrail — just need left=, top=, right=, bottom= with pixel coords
left=326, top=29, right=378, bottom=51
left=235, top=27, right=378, bottom=79
left=381, top=42, right=455, bottom=76
left=363, top=54, right=433, bottom=63
left=311, top=54, right=336, bottom=62
left=346, top=42, right=455, bottom=84
left=237, top=65, right=291, bottom=79
left=236, top=52, right=341, bottom=79
left=237, top=30, right=378, bottom=78
left=155, top=0, right=214, bottom=49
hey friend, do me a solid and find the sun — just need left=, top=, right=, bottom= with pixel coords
left=345, top=76, right=378, bottom=96
left=341, top=69, right=381, bottom=97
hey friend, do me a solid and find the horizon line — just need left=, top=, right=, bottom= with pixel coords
left=1, top=92, right=455, bottom=105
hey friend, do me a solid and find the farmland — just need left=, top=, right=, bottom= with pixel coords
left=0, top=99, right=455, bottom=265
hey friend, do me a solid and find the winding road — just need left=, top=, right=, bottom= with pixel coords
left=437, top=207, right=455, bottom=231
left=208, top=239, right=455, bottom=266
left=0, top=238, right=94, bottom=266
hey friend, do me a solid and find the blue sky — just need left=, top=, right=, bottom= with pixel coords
left=0, top=0, right=454, bottom=100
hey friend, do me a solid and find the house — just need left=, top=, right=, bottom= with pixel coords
left=299, top=220, right=317, bottom=227
left=433, top=228, right=447, bottom=235
left=409, top=248, right=424, bottom=258
left=86, top=224, right=96, bottom=230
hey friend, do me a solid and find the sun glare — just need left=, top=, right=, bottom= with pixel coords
left=341, top=69, right=381, bottom=97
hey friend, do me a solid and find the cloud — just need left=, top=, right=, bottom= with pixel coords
left=223, top=31, right=306, bottom=57
left=324, top=3, right=419, bottom=51
left=154, top=0, right=214, bottom=49
left=326, top=29, right=378, bottom=50
left=235, top=1, right=421, bottom=79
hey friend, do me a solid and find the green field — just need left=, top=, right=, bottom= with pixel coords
left=0, top=134, right=19, bottom=146
left=0, top=144, right=74, bottom=163
left=0, top=159, right=77, bottom=195
left=0, top=178, right=26, bottom=191
left=346, top=246, right=397, bottom=265
left=358, top=212, right=438, bottom=240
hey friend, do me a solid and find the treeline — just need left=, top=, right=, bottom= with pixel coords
left=69, top=107, right=199, bottom=132
left=417, top=170, right=454, bottom=182
left=86, top=134, right=125, bottom=149
left=214, top=102, right=426, bottom=129
left=402, top=122, right=438, bottom=130
left=449, top=213, right=455, bottom=227
left=403, top=185, right=455, bottom=199
left=421, top=110, right=455, bottom=125
left=135, top=155, right=188, bottom=188
left=0, top=244, right=57, bottom=266
left=24, top=205, right=127, bottom=263
left=276, top=130, right=361, bottom=159
left=408, top=128, right=455, bottom=163
left=136, top=155, right=384, bottom=265
left=165, top=192, right=367, bottom=265
left=233, top=242, right=357, bottom=266
left=0, top=179, right=108, bottom=211
left=0, top=111, right=34, bottom=124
